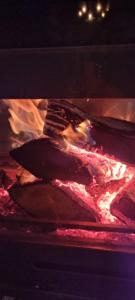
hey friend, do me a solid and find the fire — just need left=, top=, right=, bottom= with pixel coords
left=55, top=143, right=134, bottom=224
left=65, top=142, right=129, bottom=183
left=61, top=119, right=95, bottom=146
left=55, top=169, right=134, bottom=224
left=3, top=99, right=94, bottom=147
left=3, top=99, right=47, bottom=143
left=55, top=180, right=97, bottom=213
left=2, top=99, right=135, bottom=225
left=17, top=166, right=38, bottom=185
left=0, top=188, right=16, bottom=216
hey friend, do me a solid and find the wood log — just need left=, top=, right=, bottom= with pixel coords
left=91, top=116, right=135, bottom=133
left=10, top=138, right=91, bottom=185
left=91, top=123, right=135, bottom=165
left=111, top=181, right=135, bottom=225
left=9, top=182, right=99, bottom=222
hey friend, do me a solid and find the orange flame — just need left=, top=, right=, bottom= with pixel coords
left=3, top=99, right=47, bottom=143
left=3, top=99, right=92, bottom=147
left=3, top=99, right=135, bottom=224
left=61, top=120, right=92, bottom=146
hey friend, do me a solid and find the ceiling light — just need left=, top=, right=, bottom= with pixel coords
left=96, top=3, right=102, bottom=12
left=106, top=3, right=110, bottom=12
left=78, top=10, right=83, bottom=17
left=88, top=12, right=93, bottom=21
left=101, top=11, right=106, bottom=18
left=81, top=4, right=87, bottom=13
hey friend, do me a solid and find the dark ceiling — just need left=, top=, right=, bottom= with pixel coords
left=0, top=0, right=135, bottom=48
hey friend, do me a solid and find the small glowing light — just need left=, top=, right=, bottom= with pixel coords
left=101, top=11, right=106, bottom=18
left=78, top=10, right=83, bottom=17
left=81, top=4, right=87, bottom=13
left=96, top=3, right=102, bottom=12
left=106, top=3, right=110, bottom=12
left=88, top=12, right=93, bottom=21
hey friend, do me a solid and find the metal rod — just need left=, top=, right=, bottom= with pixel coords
left=0, top=216, right=135, bottom=234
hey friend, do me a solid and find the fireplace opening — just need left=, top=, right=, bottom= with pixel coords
left=1, top=98, right=135, bottom=251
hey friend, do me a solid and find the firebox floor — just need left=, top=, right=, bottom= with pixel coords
left=1, top=159, right=135, bottom=253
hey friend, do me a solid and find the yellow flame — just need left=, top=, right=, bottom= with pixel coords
left=17, top=166, right=38, bottom=185
left=3, top=99, right=47, bottom=142
left=61, top=120, right=91, bottom=145
left=3, top=99, right=91, bottom=147
left=2, top=99, right=135, bottom=224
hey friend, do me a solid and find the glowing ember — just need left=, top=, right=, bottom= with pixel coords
left=55, top=145, right=135, bottom=224
left=55, top=180, right=97, bottom=214
left=2, top=99, right=135, bottom=225
left=97, top=174, right=134, bottom=223
left=56, top=229, right=135, bottom=247
left=65, top=142, right=129, bottom=182
left=0, top=188, right=16, bottom=216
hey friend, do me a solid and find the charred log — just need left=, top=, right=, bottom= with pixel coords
left=0, top=169, right=12, bottom=189
left=9, top=181, right=99, bottom=222
left=111, top=184, right=135, bottom=225
left=91, top=116, right=135, bottom=134
left=91, top=120, right=135, bottom=165
left=10, top=138, right=91, bottom=185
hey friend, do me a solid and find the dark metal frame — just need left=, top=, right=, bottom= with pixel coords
left=0, top=231, right=135, bottom=300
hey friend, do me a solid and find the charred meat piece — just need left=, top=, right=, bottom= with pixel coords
left=10, top=138, right=91, bottom=185
left=9, top=182, right=98, bottom=222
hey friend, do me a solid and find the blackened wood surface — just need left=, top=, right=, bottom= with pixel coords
left=10, top=138, right=91, bottom=185
left=91, top=125, right=135, bottom=165
left=9, top=182, right=98, bottom=221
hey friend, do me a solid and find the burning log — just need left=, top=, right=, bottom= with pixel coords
left=16, top=166, right=38, bottom=185
left=9, top=182, right=99, bottom=222
left=91, top=116, right=135, bottom=133
left=111, top=194, right=135, bottom=225
left=10, top=138, right=91, bottom=185
left=0, top=169, right=13, bottom=189
left=91, top=117, right=135, bottom=165
left=110, top=182, right=135, bottom=225
left=38, top=99, right=88, bottom=137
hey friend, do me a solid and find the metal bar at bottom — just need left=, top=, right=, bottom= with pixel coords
left=0, top=216, right=134, bottom=234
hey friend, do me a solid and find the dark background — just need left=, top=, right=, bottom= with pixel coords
left=0, top=0, right=135, bottom=48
